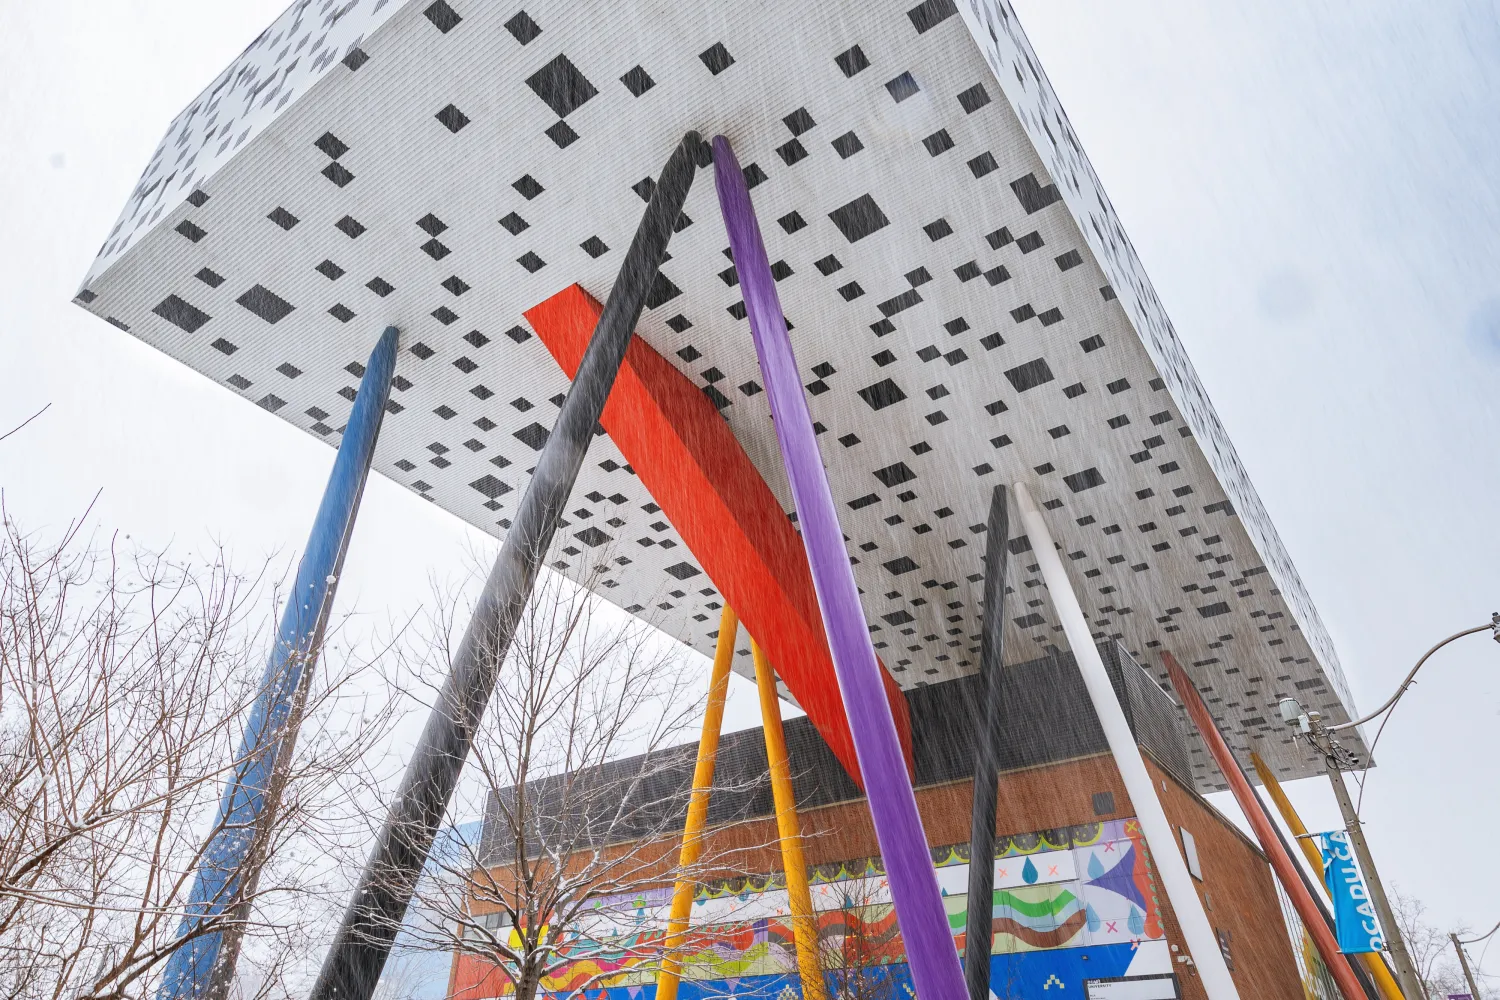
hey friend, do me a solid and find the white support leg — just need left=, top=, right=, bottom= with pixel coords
left=1014, top=483, right=1241, bottom=1000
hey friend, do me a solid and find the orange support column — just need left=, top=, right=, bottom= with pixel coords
left=657, top=605, right=740, bottom=1000
left=1252, top=753, right=1405, bottom=1000
left=1163, top=651, right=1367, bottom=1000
left=751, top=641, right=828, bottom=1000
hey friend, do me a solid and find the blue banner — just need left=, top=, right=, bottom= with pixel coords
left=1320, top=831, right=1383, bottom=954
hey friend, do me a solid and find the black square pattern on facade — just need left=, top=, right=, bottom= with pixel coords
left=621, top=65, right=654, bottom=96
left=322, top=162, right=355, bottom=187
left=514, top=422, right=550, bottom=450
left=504, top=10, right=541, bottom=44
left=235, top=285, right=295, bottom=325
left=908, top=0, right=958, bottom=32
left=1012, top=173, right=1062, bottom=213
left=424, top=1, right=461, bottom=33
left=886, top=71, right=920, bottom=102
left=832, top=131, right=864, bottom=158
left=699, top=42, right=734, bottom=75
left=153, top=294, right=211, bottom=333
left=315, top=132, right=349, bottom=158
left=784, top=107, right=816, bottom=135
left=957, top=83, right=991, bottom=113
left=545, top=121, right=579, bottom=148
left=1004, top=357, right=1055, bottom=392
left=526, top=55, right=598, bottom=118
left=835, top=45, right=870, bottom=77
left=513, top=174, right=544, bottom=199
left=828, top=194, right=889, bottom=243
left=435, top=104, right=470, bottom=133
left=858, top=378, right=907, bottom=410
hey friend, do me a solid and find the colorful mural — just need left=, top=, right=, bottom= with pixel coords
left=450, top=820, right=1174, bottom=1000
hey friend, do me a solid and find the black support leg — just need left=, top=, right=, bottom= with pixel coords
left=308, top=132, right=703, bottom=1000
left=965, top=486, right=1009, bottom=1000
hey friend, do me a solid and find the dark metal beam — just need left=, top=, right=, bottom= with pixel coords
left=308, top=132, right=702, bottom=1000
left=964, top=486, right=1008, bottom=1000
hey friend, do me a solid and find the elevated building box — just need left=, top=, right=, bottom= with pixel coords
left=71, top=0, right=1362, bottom=995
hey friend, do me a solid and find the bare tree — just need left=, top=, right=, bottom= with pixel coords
left=818, top=872, right=897, bottom=1000
left=0, top=503, right=400, bottom=1000
left=1389, top=888, right=1490, bottom=999
left=395, top=562, right=767, bottom=1000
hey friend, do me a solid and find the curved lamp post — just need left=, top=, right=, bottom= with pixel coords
left=1280, top=614, right=1500, bottom=1000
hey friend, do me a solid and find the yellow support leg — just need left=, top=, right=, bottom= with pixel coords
left=657, top=605, right=739, bottom=1000
left=1251, top=753, right=1405, bottom=1000
left=752, top=640, right=830, bottom=1000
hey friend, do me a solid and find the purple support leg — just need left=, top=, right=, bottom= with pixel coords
left=712, top=135, right=966, bottom=1000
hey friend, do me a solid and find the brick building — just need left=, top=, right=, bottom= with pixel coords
left=451, top=646, right=1305, bottom=1000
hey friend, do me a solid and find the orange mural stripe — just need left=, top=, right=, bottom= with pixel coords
left=524, top=284, right=913, bottom=781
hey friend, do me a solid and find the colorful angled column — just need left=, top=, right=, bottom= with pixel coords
left=1161, top=650, right=1362, bottom=1000
left=657, top=605, right=740, bottom=1000
left=752, top=640, right=830, bottom=1000
left=1252, top=753, right=1401, bottom=999
left=158, top=326, right=399, bottom=1000
left=1013, top=483, right=1241, bottom=1000
left=310, top=133, right=703, bottom=1000
left=711, top=134, right=967, bottom=1000
left=964, top=486, right=1009, bottom=1000
left=523, top=284, right=914, bottom=785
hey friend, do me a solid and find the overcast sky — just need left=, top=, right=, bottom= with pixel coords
left=2, top=0, right=1498, bottom=975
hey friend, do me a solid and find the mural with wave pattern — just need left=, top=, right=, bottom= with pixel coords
left=450, top=819, right=1168, bottom=1000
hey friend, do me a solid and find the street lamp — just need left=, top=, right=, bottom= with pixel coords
left=1279, top=614, right=1500, bottom=1000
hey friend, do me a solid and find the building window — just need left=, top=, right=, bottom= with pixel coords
left=1180, top=826, right=1204, bottom=880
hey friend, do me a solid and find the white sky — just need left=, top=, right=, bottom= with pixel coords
left=2, top=0, right=1497, bottom=976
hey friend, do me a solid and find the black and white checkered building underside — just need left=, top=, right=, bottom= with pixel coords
left=74, top=0, right=1364, bottom=788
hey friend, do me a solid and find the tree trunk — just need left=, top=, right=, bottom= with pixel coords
left=513, top=958, right=542, bottom=1000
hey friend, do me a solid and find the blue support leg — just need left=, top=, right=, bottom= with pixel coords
left=157, top=326, right=399, bottom=1000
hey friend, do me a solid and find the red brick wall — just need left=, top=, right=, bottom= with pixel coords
left=699, top=751, right=1303, bottom=1000
left=459, top=751, right=1303, bottom=999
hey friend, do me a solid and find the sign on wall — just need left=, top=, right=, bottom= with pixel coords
left=1084, top=973, right=1180, bottom=999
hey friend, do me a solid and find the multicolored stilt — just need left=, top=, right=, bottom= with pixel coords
left=752, top=640, right=830, bottom=1000
left=711, top=134, right=967, bottom=1000
left=656, top=605, right=740, bottom=1000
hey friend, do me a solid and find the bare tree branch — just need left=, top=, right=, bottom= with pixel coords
left=389, top=556, right=774, bottom=1000
left=0, top=403, right=50, bottom=446
left=0, top=503, right=403, bottom=1000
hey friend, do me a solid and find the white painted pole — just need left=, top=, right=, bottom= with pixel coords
left=1013, top=482, right=1241, bottom=1000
